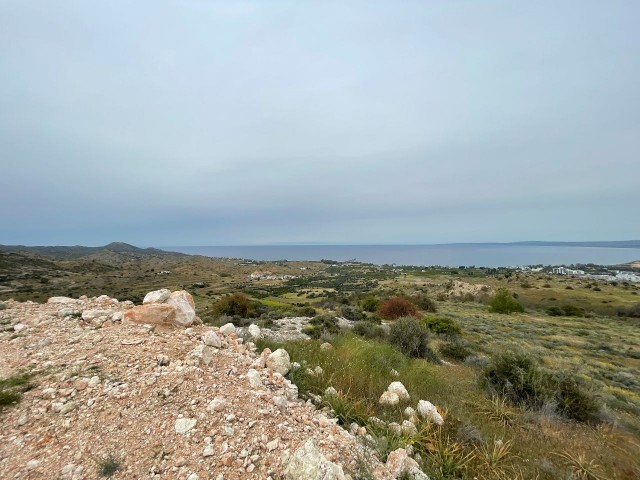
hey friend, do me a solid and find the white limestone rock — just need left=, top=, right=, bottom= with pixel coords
left=387, top=381, right=410, bottom=402
left=175, top=417, right=197, bottom=434
left=247, top=369, right=263, bottom=389
left=379, top=391, right=400, bottom=406
left=284, top=439, right=347, bottom=480
left=143, top=288, right=172, bottom=304
left=248, top=324, right=262, bottom=338
left=417, top=400, right=444, bottom=425
left=267, top=348, right=291, bottom=376
left=386, top=448, right=430, bottom=480
left=219, top=323, right=236, bottom=336
left=204, top=331, right=222, bottom=348
left=166, top=290, right=196, bottom=327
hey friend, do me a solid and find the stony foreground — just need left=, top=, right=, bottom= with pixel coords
left=0, top=294, right=405, bottom=480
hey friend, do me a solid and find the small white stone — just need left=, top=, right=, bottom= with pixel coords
left=203, top=444, right=214, bottom=457
left=175, top=418, right=197, bottom=434
left=207, top=397, right=226, bottom=412
left=379, top=391, right=400, bottom=406
left=247, top=369, right=263, bottom=389
left=204, top=332, right=222, bottom=347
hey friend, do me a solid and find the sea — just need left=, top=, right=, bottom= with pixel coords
left=164, top=245, right=640, bottom=268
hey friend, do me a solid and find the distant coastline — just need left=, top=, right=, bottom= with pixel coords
left=164, top=243, right=640, bottom=268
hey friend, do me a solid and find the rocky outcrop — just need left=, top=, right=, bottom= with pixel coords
left=125, top=289, right=197, bottom=327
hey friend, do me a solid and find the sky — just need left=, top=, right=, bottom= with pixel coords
left=1, top=1, right=639, bottom=246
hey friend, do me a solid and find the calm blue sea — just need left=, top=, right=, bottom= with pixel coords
left=163, top=245, right=640, bottom=268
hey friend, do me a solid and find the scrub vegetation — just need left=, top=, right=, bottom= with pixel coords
left=1, top=246, right=640, bottom=478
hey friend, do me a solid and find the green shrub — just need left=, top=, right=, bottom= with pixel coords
left=98, top=453, right=122, bottom=477
left=439, top=341, right=472, bottom=361
left=303, top=314, right=340, bottom=339
left=481, top=352, right=550, bottom=409
left=322, top=392, right=371, bottom=426
left=423, top=316, right=462, bottom=336
left=353, top=321, right=386, bottom=340
left=340, top=305, right=364, bottom=322
left=547, top=304, right=585, bottom=317
left=0, top=371, right=35, bottom=410
left=297, top=305, right=317, bottom=317
left=388, top=316, right=434, bottom=359
left=378, top=296, right=419, bottom=320
left=359, top=296, right=379, bottom=312
left=411, top=294, right=438, bottom=312
left=617, top=303, right=640, bottom=318
left=553, top=373, right=601, bottom=422
left=213, top=293, right=252, bottom=317
left=481, top=353, right=600, bottom=422
left=488, top=289, right=524, bottom=314
left=365, top=313, right=383, bottom=324
left=546, top=306, right=564, bottom=316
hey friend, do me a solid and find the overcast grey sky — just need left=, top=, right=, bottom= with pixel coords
left=1, top=1, right=638, bottom=246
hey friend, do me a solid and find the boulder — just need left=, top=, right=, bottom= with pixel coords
left=123, top=304, right=177, bottom=326
left=387, top=382, right=410, bottom=402
left=166, top=290, right=196, bottom=326
left=219, top=323, right=236, bottom=336
left=266, top=348, right=291, bottom=376
left=417, top=400, right=444, bottom=425
left=143, top=288, right=172, bottom=304
left=248, top=324, right=261, bottom=338
left=386, top=448, right=430, bottom=480
left=379, top=391, right=400, bottom=406
left=284, top=439, right=346, bottom=480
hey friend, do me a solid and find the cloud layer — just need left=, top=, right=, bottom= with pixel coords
left=1, top=1, right=638, bottom=245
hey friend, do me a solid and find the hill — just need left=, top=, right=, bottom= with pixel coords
left=0, top=242, right=180, bottom=260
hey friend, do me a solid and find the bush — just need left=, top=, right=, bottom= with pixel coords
left=439, top=341, right=472, bottom=361
left=547, top=304, right=584, bottom=317
left=481, top=352, right=600, bottom=422
left=481, top=352, right=550, bottom=409
left=617, top=303, right=640, bottom=318
left=411, top=294, right=438, bottom=312
left=378, top=296, right=419, bottom=320
left=365, top=313, right=383, bottom=324
left=553, top=373, right=601, bottom=422
left=340, top=305, right=364, bottom=322
left=359, top=296, right=379, bottom=312
left=297, top=305, right=317, bottom=317
left=488, top=289, right=524, bottom=314
left=213, top=293, right=252, bottom=317
left=353, top=321, right=386, bottom=340
left=303, top=314, right=340, bottom=339
left=388, top=316, right=434, bottom=359
left=423, top=316, right=462, bottom=336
